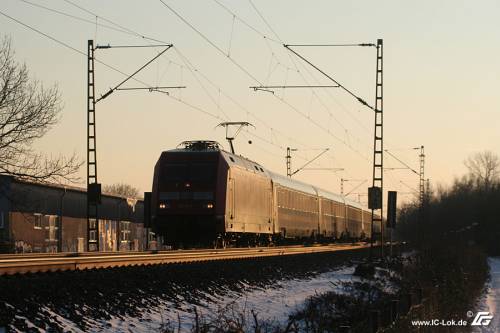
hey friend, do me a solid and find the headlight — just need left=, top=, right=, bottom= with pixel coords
left=206, top=203, right=214, bottom=209
left=159, top=203, right=166, bottom=209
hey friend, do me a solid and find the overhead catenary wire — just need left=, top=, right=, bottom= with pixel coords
left=21, top=0, right=372, bottom=178
left=214, top=0, right=386, bottom=163
left=62, top=0, right=167, bottom=44
left=95, top=45, right=173, bottom=103
left=202, top=2, right=419, bottom=197
left=384, top=149, right=419, bottom=176
left=172, top=47, right=346, bottom=159
left=227, top=14, right=236, bottom=57
left=24, top=0, right=367, bottom=153
left=4, top=2, right=414, bottom=196
left=212, top=0, right=281, bottom=44
left=246, top=0, right=374, bottom=158
left=283, top=45, right=374, bottom=111
left=0, top=7, right=351, bottom=195
left=19, top=0, right=133, bottom=36
left=246, top=0, right=375, bottom=149
left=247, top=3, right=412, bottom=195
left=157, top=0, right=370, bottom=162
left=0, top=7, right=313, bottom=170
left=158, top=0, right=262, bottom=84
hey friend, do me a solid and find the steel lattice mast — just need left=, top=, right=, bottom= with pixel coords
left=87, top=40, right=99, bottom=252
left=370, top=39, right=384, bottom=258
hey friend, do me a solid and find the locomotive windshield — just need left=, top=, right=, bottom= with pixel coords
left=163, top=163, right=217, bottom=183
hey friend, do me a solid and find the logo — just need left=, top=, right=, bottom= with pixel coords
left=470, top=311, right=493, bottom=326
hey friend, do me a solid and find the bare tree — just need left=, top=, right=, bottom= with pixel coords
left=0, top=36, right=82, bottom=183
left=103, top=183, right=141, bottom=198
left=464, top=151, right=500, bottom=188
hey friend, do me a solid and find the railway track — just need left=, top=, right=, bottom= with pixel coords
left=0, top=243, right=369, bottom=276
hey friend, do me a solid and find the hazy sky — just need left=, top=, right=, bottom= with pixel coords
left=2, top=0, right=499, bottom=205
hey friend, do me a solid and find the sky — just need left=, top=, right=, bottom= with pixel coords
left=1, top=0, right=499, bottom=206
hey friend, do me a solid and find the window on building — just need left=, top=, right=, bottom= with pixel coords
left=89, top=230, right=97, bottom=242
left=45, top=215, right=59, bottom=242
left=120, top=221, right=131, bottom=242
left=0, top=212, right=4, bottom=229
left=89, top=218, right=97, bottom=229
left=34, top=213, right=43, bottom=229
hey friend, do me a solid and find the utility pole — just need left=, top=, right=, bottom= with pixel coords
left=370, top=39, right=384, bottom=259
left=86, top=40, right=177, bottom=251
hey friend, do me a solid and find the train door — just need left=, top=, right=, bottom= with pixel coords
left=318, top=198, right=323, bottom=238
left=271, top=181, right=278, bottom=234
left=267, top=179, right=274, bottom=234
left=344, top=204, right=349, bottom=237
left=228, top=177, right=235, bottom=220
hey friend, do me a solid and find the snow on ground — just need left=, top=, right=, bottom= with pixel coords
left=474, top=257, right=500, bottom=333
left=81, top=266, right=358, bottom=332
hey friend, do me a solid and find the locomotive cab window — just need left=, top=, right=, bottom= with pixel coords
left=163, top=164, right=187, bottom=181
left=190, top=164, right=217, bottom=182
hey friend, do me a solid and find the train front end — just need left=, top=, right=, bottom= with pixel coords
left=151, top=141, right=226, bottom=247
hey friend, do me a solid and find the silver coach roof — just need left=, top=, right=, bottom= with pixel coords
left=315, top=187, right=346, bottom=204
left=345, top=197, right=364, bottom=209
left=267, top=171, right=318, bottom=196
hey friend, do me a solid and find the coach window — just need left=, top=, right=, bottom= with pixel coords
left=34, top=213, right=43, bottom=229
left=0, top=212, right=4, bottom=229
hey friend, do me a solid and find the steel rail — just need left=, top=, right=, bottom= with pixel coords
left=0, top=243, right=369, bottom=276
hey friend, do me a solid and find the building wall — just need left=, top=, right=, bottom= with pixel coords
left=0, top=175, right=147, bottom=253
left=9, top=212, right=150, bottom=253
left=8, top=212, right=64, bottom=252
left=61, top=216, right=87, bottom=252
